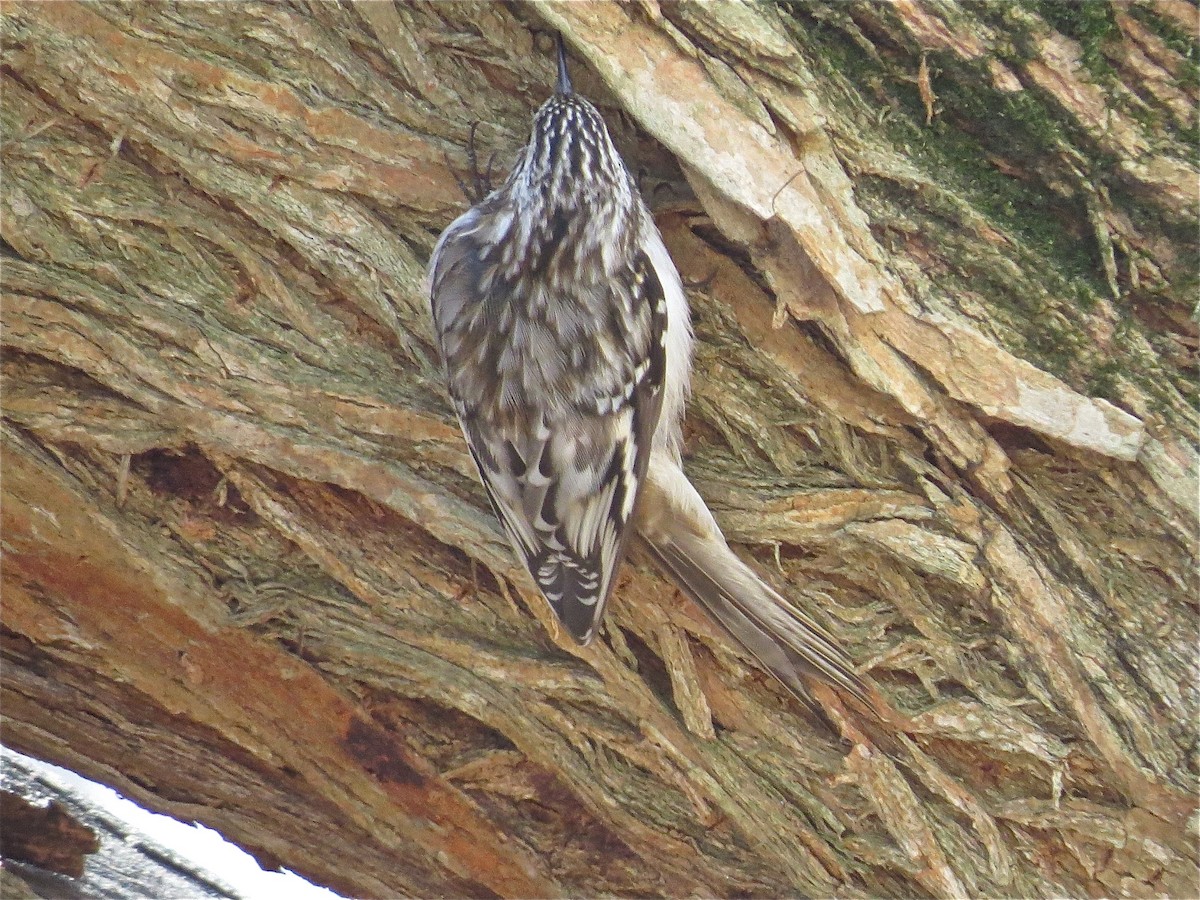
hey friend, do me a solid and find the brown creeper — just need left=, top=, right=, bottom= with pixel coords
left=428, top=36, right=869, bottom=710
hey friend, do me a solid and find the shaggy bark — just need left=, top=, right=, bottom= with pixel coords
left=2, top=1, right=1196, bottom=897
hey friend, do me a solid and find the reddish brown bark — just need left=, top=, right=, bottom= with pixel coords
left=3, top=2, right=1196, bottom=896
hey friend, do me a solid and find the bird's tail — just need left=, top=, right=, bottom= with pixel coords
left=635, top=458, right=876, bottom=717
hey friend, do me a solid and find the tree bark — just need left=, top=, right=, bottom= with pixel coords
left=2, top=1, right=1196, bottom=897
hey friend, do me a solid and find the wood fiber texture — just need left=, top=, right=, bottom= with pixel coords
left=2, top=1, right=1196, bottom=897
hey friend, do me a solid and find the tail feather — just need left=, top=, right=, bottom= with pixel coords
left=637, top=535, right=818, bottom=714
left=640, top=528, right=872, bottom=711
left=635, top=459, right=874, bottom=714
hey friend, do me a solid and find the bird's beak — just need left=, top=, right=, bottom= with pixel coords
left=555, top=32, right=573, bottom=95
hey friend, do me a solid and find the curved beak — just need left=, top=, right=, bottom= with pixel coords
left=555, top=32, right=573, bottom=95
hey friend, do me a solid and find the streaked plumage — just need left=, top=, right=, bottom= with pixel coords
left=428, top=35, right=870, bottom=710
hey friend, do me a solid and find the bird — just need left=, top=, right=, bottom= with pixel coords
left=427, top=34, right=871, bottom=713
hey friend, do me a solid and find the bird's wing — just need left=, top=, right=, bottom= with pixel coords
left=432, top=220, right=667, bottom=643
left=460, top=397, right=657, bottom=643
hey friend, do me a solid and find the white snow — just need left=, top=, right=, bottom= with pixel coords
left=4, top=749, right=341, bottom=900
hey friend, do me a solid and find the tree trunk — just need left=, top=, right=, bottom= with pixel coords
left=2, top=1, right=1196, bottom=896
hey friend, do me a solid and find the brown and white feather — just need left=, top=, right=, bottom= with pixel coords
left=428, top=37, right=870, bottom=708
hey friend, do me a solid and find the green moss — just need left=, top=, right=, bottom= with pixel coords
left=1108, top=180, right=1200, bottom=284
left=782, top=4, right=1108, bottom=367
left=1023, top=0, right=1118, bottom=80
left=983, top=3, right=1048, bottom=66
left=786, top=5, right=1105, bottom=288
left=1085, top=346, right=1127, bottom=403
left=1178, top=118, right=1200, bottom=152
left=779, top=2, right=877, bottom=84
left=1114, top=4, right=1199, bottom=150
left=906, top=69, right=1103, bottom=289
left=779, top=1, right=1195, bottom=418
left=1013, top=1, right=1199, bottom=154
left=1128, top=3, right=1200, bottom=91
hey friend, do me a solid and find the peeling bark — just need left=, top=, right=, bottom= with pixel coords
left=0, top=791, right=99, bottom=879
left=2, top=2, right=1196, bottom=897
